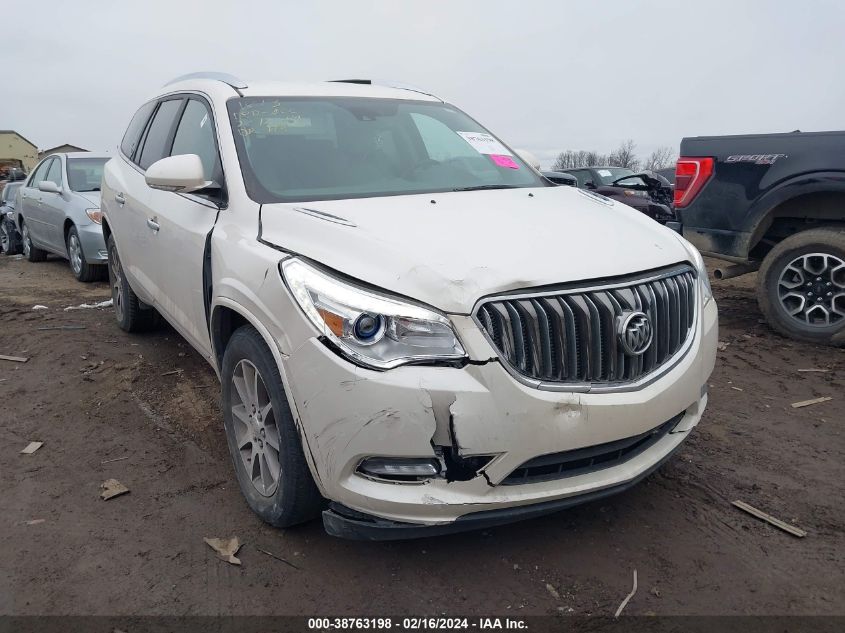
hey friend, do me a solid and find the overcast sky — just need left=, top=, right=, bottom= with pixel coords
left=4, top=0, right=844, bottom=167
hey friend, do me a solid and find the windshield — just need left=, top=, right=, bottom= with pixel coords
left=67, top=158, right=108, bottom=192
left=595, top=167, right=635, bottom=185
left=228, top=97, right=547, bottom=203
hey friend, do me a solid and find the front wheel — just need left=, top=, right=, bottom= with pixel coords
left=67, top=225, right=100, bottom=282
left=757, top=228, right=845, bottom=346
left=221, top=325, right=323, bottom=527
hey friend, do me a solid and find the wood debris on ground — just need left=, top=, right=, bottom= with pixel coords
left=21, top=441, right=43, bottom=454
left=717, top=341, right=730, bottom=351
left=100, top=478, right=130, bottom=500
left=204, top=537, right=242, bottom=565
left=0, top=354, right=29, bottom=363
left=101, top=455, right=130, bottom=464
left=256, top=547, right=301, bottom=570
left=36, top=325, right=87, bottom=331
left=24, top=519, right=45, bottom=526
left=791, top=396, right=833, bottom=409
left=732, top=500, right=807, bottom=538
left=160, top=370, right=182, bottom=376
left=797, top=368, right=830, bottom=373
left=544, top=583, right=560, bottom=600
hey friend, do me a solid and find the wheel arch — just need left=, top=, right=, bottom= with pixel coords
left=210, top=297, right=326, bottom=489
left=746, top=175, right=845, bottom=259
left=63, top=218, right=75, bottom=244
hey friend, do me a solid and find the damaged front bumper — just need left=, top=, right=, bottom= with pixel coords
left=282, top=298, right=717, bottom=539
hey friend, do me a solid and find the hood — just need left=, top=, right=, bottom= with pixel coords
left=259, top=186, right=691, bottom=314
left=75, top=191, right=101, bottom=207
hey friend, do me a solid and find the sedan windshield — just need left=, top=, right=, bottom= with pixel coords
left=67, top=157, right=108, bottom=192
left=228, top=97, right=547, bottom=203
left=596, top=167, right=635, bottom=185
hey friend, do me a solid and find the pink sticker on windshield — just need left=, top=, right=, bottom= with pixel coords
left=490, top=154, right=519, bottom=169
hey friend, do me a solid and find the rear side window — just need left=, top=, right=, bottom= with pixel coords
left=120, top=101, right=156, bottom=160
left=138, top=99, right=184, bottom=170
left=170, top=99, right=221, bottom=181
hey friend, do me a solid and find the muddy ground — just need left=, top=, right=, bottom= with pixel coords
left=0, top=253, right=842, bottom=617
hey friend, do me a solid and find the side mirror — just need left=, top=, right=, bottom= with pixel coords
left=145, top=154, right=212, bottom=193
left=584, top=181, right=597, bottom=190
left=38, top=181, right=62, bottom=194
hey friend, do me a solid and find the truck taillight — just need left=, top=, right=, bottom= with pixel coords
left=673, top=157, right=714, bottom=208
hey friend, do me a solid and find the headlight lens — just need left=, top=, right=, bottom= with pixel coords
left=281, top=258, right=466, bottom=370
left=688, top=243, right=713, bottom=304
left=86, top=208, right=102, bottom=224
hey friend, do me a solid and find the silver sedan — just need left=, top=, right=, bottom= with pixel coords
left=15, top=152, right=109, bottom=281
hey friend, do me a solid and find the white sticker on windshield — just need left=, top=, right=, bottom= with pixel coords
left=456, top=131, right=512, bottom=156
left=597, top=169, right=612, bottom=177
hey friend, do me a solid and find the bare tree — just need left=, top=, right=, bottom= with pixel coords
left=642, top=146, right=676, bottom=171
left=551, top=149, right=609, bottom=170
left=607, top=139, right=640, bottom=170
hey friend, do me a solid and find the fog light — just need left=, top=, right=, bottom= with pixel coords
left=358, top=457, right=441, bottom=481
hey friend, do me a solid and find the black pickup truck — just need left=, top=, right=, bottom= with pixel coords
left=675, top=131, right=845, bottom=346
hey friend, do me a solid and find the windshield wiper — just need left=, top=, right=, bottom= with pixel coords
left=452, top=184, right=521, bottom=192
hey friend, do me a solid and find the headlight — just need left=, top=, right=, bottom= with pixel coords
left=86, top=208, right=102, bottom=224
left=281, top=258, right=466, bottom=370
left=687, top=242, right=713, bottom=304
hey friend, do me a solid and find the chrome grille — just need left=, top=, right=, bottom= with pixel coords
left=475, top=266, right=697, bottom=388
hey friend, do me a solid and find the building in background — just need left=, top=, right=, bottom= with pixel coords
left=39, top=143, right=88, bottom=160
left=0, top=130, right=38, bottom=172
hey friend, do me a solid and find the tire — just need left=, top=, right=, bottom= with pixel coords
left=107, top=234, right=157, bottom=332
left=221, top=325, right=323, bottom=527
left=0, top=219, right=21, bottom=255
left=67, top=225, right=100, bottom=282
left=757, top=227, right=845, bottom=347
left=21, top=221, right=47, bottom=262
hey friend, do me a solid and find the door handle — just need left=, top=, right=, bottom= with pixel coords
left=114, top=192, right=126, bottom=205
left=146, top=218, right=160, bottom=232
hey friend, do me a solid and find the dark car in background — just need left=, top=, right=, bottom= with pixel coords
left=1, top=181, right=23, bottom=254
left=676, top=130, right=845, bottom=346
left=655, top=167, right=676, bottom=185
left=561, top=166, right=675, bottom=223
left=541, top=170, right=577, bottom=186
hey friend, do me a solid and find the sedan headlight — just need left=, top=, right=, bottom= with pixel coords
left=687, top=242, right=713, bottom=304
left=281, top=258, right=466, bottom=370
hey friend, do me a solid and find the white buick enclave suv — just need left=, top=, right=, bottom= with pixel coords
left=101, top=73, right=717, bottom=539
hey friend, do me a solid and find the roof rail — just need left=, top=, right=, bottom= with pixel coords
left=165, top=72, right=248, bottom=90
left=328, top=79, right=441, bottom=101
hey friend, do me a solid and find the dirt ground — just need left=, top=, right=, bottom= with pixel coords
left=0, top=253, right=842, bottom=617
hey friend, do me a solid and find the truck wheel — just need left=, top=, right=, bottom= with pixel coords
left=107, top=234, right=157, bottom=332
left=221, top=325, right=323, bottom=527
left=21, top=222, right=47, bottom=262
left=757, top=228, right=845, bottom=346
left=67, top=225, right=99, bottom=282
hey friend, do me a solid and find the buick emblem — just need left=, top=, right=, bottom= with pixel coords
left=617, top=311, right=653, bottom=356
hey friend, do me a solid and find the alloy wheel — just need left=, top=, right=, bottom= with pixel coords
left=777, top=252, right=845, bottom=326
left=22, top=225, right=30, bottom=257
left=230, top=359, right=281, bottom=496
left=68, top=233, right=82, bottom=274
left=110, top=246, right=125, bottom=322
left=0, top=224, right=8, bottom=253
